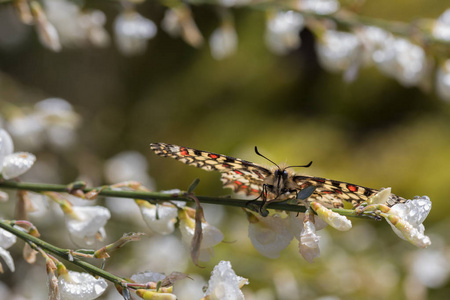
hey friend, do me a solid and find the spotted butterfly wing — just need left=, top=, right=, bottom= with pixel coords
left=150, top=143, right=406, bottom=208
left=150, top=142, right=272, bottom=196
left=292, top=175, right=405, bottom=208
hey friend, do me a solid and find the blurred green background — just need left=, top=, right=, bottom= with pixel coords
left=0, top=1, right=449, bottom=299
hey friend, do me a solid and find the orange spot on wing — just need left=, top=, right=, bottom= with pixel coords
left=347, top=184, right=357, bottom=192
left=180, top=147, right=189, bottom=156
left=209, top=154, right=219, bottom=159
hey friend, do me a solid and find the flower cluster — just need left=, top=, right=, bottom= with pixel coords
left=6, top=1, right=450, bottom=100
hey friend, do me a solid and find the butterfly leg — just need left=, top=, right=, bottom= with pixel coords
left=245, top=184, right=272, bottom=217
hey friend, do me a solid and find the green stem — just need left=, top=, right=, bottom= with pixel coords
left=0, top=180, right=375, bottom=219
left=0, top=220, right=128, bottom=286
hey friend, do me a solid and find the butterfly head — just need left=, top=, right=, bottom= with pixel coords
left=254, top=146, right=313, bottom=197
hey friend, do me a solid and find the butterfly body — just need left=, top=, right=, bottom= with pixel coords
left=150, top=142, right=406, bottom=210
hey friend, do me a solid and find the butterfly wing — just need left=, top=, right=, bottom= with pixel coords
left=150, top=143, right=272, bottom=196
left=293, top=175, right=406, bottom=208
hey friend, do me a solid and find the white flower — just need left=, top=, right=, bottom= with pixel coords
left=298, top=219, right=320, bottom=263
left=0, top=228, right=17, bottom=272
left=386, top=196, right=431, bottom=247
left=247, top=212, right=293, bottom=259
left=316, top=30, right=361, bottom=73
left=58, top=271, right=107, bottom=300
left=137, top=202, right=178, bottom=235
left=374, top=37, right=427, bottom=87
left=44, top=0, right=110, bottom=48
left=64, top=206, right=111, bottom=245
left=265, top=11, right=304, bottom=55
left=432, top=9, right=450, bottom=41
left=114, top=11, right=157, bottom=56
left=179, top=210, right=223, bottom=262
left=367, top=187, right=392, bottom=205
left=436, top=60, right=450, bottom=101
left=0, top=129, right=36, bottom=180
left=298, top=0, right=340, bottom=15
left=311, top=202, right=352, bottom=231
left=204, top=261, right=248, bottom=300
left=209, top=23, right=238, bottom=60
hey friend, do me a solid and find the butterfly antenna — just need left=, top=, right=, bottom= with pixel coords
left=286, top=161, right=313, bottom=169
left=254, top=146, right=280, bottom=169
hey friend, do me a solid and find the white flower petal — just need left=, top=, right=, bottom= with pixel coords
left=316, top=30, right=360, bottom=73
left=209, top=25, right=238, bottom=60
left=65, top=206, right=111, bottom=245
left=265, top=11, right=304, bottom=55
left=312, top=202, right=352, bottom=231
left=0, top=247, right=15, bottom=272
left=390, top=196, right=432, bottom=227
left=248, top=213, right=293, bottom=259
left=131, top=271, right=166, bottom=283
left=0, top=129, right=14, bottom=167
left=0, top=228, right=17, bottom=249
left=114, top=11, right=157, bottom=56
left=432, top=9, right=450, bottom=41
left=139, top=203, right=177, bottom=235
left=298, top=220, right=320, bottom=263
left=59, top=271, right=107, bottom=300
left=367, top=188, right=391, bottom=205
left=2, top=152, right=36, bottom=179
left=205, top=261, right=247, bottom=300
left=298, top=0, right=340, bottom=15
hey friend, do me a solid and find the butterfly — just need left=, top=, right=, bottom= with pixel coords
left=150, top=142, right=406, bottom=215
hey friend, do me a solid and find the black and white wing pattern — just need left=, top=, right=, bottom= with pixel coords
left=150, top=143, right=272, bottom=196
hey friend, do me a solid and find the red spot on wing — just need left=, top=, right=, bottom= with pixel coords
left=322, top=191, right=333, bottom=194
left=241, top=185, right=248, bottom=189
left=208, top=154, right=219, bottom=159
left=223, top=163, right=231, bottom=168
left=347, top=184, right=357, bottom=192
left=315, top=178, right=326, bottom=183
left=336, top=190, right=343, bottom=194
left=251, top=188, right=259, bottom=193
left=234, top=170, right=243, bottom=175
left=234, top=180, right=243, bottom=186
left=180, top=147, right=189, bottom=156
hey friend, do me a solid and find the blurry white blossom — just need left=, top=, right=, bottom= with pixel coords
left=410, top=246, right=450, bottom=288
left=64, top=206, right=111, bottom=245
left=265, top=11, right=304, bottom=55
left=358, top=26, right=395, bottom=65
left=179, top=209, right=223, bottom=262
left=0, top=228, right=17, bottom=272
left=44, top=0, right=110, bottom=47
left=0, top=129, right=36, bottom=180
left=58, top=271, right=107, bottom=300
left=209, top=22, right=238, bottom=60
left=432, top=9, right=450, bottom=41
left=436, top=59, right=450, bottom=101
left=386, top=196, right=431, bottom=247
left=137, top=201, right=178, bottom=235
left=367, top=187, right=392, bottom=205
left=204, top=261, right=248, bottom=300
left=316, top=30, right=361, bottom=73
left=247, top=212, right=293, bottom=259
left=217, top=0, right=251, bottom=7
left=374, top=37, right=427, bottom=87
left=104, top=151, right=155, bottom=189
left=298, top=0, right=340, bottom=15
left=161, top=7, right=204, bottom=48
left=114, top=10, right=157, bottom=56
left=7, top=98, right=80, bottom=150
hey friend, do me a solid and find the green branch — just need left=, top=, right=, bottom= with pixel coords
left=0, top=220, right=127, bottom=286
left=0, top=180, right=368, bottom=218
